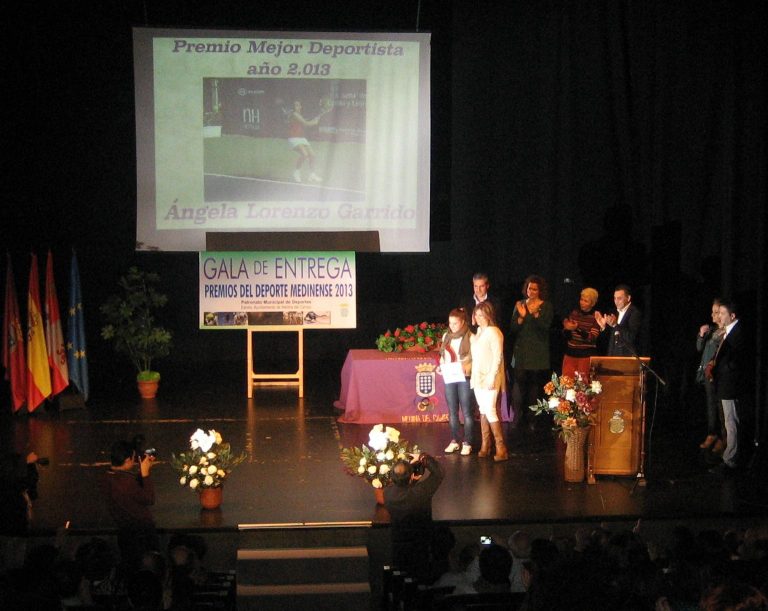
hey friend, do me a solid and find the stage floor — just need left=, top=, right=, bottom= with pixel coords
left=3, top=362, right=767, bottom=535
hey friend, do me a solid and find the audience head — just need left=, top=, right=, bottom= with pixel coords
left=52, top=559, right=83, bottom=600
left=432, top=525, right=456, bottom=556
left=75, top=537, right=117, bottom=583
left=700, top=582, right=768, bottom=611
left=110, top=441, right=135, bottom=467
left=140, top=550, right=167, bottom=578
left=169, top=545, right=195, bottom=570
left=573, top=527, right=592, bottom=552
left=478, top=544, right=512, bottom=585
left=168, top=533, right=208, bottom=563
left=508, top=530, right=532, bottom=559
left=391, top=459, right=415, bottom=487
left=126, top=569, right=163, bottom=611
left=529, top=538, right=560, bottom=572
left=458, top=543, right=480, bottom=571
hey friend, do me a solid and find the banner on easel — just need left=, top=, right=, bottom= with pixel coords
left=199, top=251, right=356, bottom=329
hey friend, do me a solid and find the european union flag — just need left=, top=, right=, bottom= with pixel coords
left=67, top=252, right=89, bottom=401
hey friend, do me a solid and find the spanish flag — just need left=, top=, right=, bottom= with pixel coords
left=26, top=253, right=51, bottom=411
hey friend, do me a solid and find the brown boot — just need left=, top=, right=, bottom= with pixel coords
left=490, top=421, right=508, bottom=462
left=477, top=416, right=492, bottom=457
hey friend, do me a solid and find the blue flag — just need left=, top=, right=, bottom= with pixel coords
left=66, top=252, right=89, bottom=401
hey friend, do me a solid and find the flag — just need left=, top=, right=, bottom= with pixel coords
left=26, top=253, right=52, bottom=411
left=67, top=251, right=89, bottom=401
left=3, top=255, right=27, bottom=411
left=45, top=250, right=69, bottom=396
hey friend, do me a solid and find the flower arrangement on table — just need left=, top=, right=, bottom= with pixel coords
left=340, top=425, right=420, bottom=489
left=529, top=372, right=602, bottom=439
left=375, top=321, right=447, bottom=353
left=170, top=428, right=246, bottom=491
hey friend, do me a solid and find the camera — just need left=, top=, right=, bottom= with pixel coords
left=412, top=461, right=425, bottom=476
left=130, top=435, right=157, bottom=460
left=480, top=536, right=492, bottom=545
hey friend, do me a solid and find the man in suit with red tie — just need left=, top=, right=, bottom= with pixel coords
left=710, top=299, right=746, bottom=473
left=595, top=284, right=642, bottom=356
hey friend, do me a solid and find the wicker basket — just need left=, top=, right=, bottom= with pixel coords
left=563, top=427, right=589, bottom=483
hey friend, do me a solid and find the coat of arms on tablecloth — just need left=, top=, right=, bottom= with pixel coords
left=415, top=362, right=437, bottom=398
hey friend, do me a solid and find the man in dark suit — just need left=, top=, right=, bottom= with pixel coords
left=595, top=284, right=642, bottom=356
left=711, top=299, right=745, bottom=472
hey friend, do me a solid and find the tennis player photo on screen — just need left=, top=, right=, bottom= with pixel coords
left=203, top=77, right=366, bottom=203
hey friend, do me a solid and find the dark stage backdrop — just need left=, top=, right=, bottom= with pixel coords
left=2, top=1, right=766, bottom=434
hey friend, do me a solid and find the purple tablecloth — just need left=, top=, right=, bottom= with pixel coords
left=335, top=349, right=510, bottom=424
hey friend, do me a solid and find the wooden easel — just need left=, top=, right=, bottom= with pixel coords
left=246, top=326, right=304, bottom=398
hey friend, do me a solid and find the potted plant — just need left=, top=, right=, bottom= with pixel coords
left=100, top=267, right=172, bottom=399
left=340, top=424, right=420, bottom=503
left=170, top=428, right=246, bottom=509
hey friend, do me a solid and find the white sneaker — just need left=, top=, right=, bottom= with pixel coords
left=444, top=441, right=460, bottom=453
left=308, top=172, right=323, bottom=183
left=460, top=444, right=472, bottom=456
left=292, top=169, right=302, bottom=183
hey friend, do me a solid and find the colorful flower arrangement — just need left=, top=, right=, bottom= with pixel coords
left=340, top=425, right=420, bottom=488
left=529, top=372, right=602, bottom=439
left=375, top=321, right=447, bottom=353
left=170, top=429, right=246, bottom=491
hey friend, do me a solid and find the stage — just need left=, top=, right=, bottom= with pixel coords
left=4, top=361, right=766, bottom=538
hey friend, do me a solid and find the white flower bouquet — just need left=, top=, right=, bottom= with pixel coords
left=340, top=424, right=420, bottom=489
left=170, top=428, right=246, bottom=490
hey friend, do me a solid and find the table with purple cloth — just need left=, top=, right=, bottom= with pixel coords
left=334, top=349, right=510, bottom=424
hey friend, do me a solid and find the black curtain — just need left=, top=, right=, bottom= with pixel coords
left=2, top=1, right=766, bottom=437
left=449, top=0, right=766, bottom=435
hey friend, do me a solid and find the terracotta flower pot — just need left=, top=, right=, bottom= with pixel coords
left=137, top=380, right=159, bottom=399
left=199, top=486, right=223, bottom=510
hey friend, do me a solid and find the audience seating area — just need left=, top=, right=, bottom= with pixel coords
left=379, top=523, right=768, bottom=611
left=0, top=533, right=236, bottom=611
left=1, top=521, right=767, bottom=610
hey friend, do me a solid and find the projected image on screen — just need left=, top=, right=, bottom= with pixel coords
left=203, top=78, right=366, bottom=202
left=133, top=29, right=431, bottom=252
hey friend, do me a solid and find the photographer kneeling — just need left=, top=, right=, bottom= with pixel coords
left=384, top=452, right=444, bottom=583
left=103, top=440, right=159, bottom=573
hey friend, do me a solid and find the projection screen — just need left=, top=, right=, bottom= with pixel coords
left=133, top=28, right=431, bottom=253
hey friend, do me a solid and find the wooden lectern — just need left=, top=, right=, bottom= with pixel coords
left=587, top=356, right=650, bottom=485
